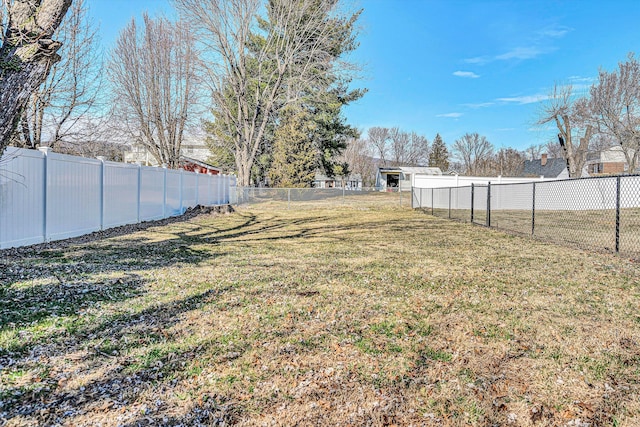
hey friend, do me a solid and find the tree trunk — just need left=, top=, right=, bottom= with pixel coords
left=0, top=0, right=72, bottom=153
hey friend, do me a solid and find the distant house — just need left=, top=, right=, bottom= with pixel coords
left=376, top=166, right=442, bottom=191
left=179, top=156, right=221, bottom=175
left=124, top=137, right=211, bottom=167
left=313, top=172, right=362, bottom=189
left=522, top=154, right=569, bottom=179
left=585, top=146, right=637, bottom=175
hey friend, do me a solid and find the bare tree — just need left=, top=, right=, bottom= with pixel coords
left=524, top=144, right=544, bottom=161
left=175, top=0, right=361, bottom=185
left=494, top=147, right=525, bottom=176
left=13, top=0, right=101, bottom=150
left=589, top=53, right=640, bottom=173
left=537, top=83, right=592, bottom=177
left=0, top=0, right=72, bottom=154
left=388, top=127, right=429, bottom=166
left=107, top=14, right=199, bottom=169
left=340, top=137, right=375, bottom=186
left=543, top=140, right=563, bottom=159
left=367, top=126, right=390, bottom=166
left=452, top=132, right=494, bottom=176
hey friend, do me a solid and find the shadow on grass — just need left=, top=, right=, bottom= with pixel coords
left=1, top=285, right=242, bottom=424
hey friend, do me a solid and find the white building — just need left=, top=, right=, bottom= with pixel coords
left=124, top=137, right=211, bottom=166
left=376, top=166, right=442, bottom=191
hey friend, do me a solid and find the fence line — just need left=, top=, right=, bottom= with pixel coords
left=0, top=147, right=237, bottom=249
left=235, top=186, right=409, bottom=209
left=412, top=174, right=640, bottom=258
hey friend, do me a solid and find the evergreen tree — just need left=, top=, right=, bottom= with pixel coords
left=177, top=0, right=364, bottom=186
left=268, top=106, right=318, bottom=188
left=429, top=133, right=450, bottom=172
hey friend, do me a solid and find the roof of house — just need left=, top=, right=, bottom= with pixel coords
left=522, top=158, right=567, bottom=178
left=179, top=156, right=221, bottom=172
left=314, top=172, right=362, bottom=181
left=378, top=166, right=442, bottom=176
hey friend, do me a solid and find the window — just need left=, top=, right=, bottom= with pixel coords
left=589, top=163, right=603, bottom=174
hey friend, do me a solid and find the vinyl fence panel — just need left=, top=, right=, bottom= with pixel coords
left=0, top=147, right=46, bottom=248
left=197, top=173, right=210, bottom=206
left=139, top=166, right=166, bottom=221
left=0, top=147, right=235, bottom=249
left=165, top=169, right=183, bottom=217
left=182, top=173, right=198, bottom=209
left=45, top=151, right=102, bottom=241
left=103, top=161, right=139, bottom=228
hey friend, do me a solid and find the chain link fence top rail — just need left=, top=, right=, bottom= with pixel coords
left=235, top=187, right=411, bottom=210
left=413, top=174, right=640, bottom=259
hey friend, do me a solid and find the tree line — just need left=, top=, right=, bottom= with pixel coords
left=0, top=0, right=364, bottom=188
left=3, top=1, right=638, bottom=187
left=539, top=53, right=640, bottom=177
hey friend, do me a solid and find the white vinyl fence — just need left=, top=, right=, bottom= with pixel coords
left=413, top=173, right=549, bottom=189
left=0, top=147, right=237, bottom=249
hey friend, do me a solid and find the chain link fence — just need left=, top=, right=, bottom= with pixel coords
left=413, top=174, right=640, bottom=259
left=236, top=187, right=411, bottom=209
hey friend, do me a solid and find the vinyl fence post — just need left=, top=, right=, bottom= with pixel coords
left=220, top=174, right=224, bottom=204
left=615, top=175, right=621, bottom=254
left=162, top=164, right=167, bottom=218
left=431, top=187, right=434, bottom=216
left=195, top=171, right=199, bottom=206
left=288, top=188, right=291, bottom=210
left=448, top=187, right=451, bottom=219
left=179, top=168, right=184, bottom=214
left=342, top=183, right=345, bottom=205
left=97, top=156, right=105, bottom=230
left=471, top=183, right=475, bottom=223
left=531, top=182, right=536, bottom=236
left=486, top=182, right=491, bottom=227
left=38, top=147, right=50, bottom=242
left=136, top=162, right=142, bottom=223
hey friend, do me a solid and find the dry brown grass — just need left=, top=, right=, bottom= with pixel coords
left=1, top=195, right=639, bottom=426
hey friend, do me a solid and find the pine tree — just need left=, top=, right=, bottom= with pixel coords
left=268, top=107, right=318, bottom=188
left=429, top=133, right=450, bottom=172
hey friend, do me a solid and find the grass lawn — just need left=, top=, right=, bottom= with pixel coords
left=1, top=195, right=639, bottom=426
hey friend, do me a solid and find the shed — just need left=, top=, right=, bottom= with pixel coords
left=376, top=166, right=442, bottom=191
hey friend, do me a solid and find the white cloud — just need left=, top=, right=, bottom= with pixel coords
left=496, top=94, right=549, bottom=105
left=495, top=46, right=545, bottom=61
left=436, top=112, right=463, bottom=118
left=453, top=70, right=480, bottom=78
left=537, top=25, right=573, bottom=39
left=464, top=46, right=548, bottom=64
left=568, top=76, right=594, bottom=83
left=463, top=102, right=494, bottom=108
left=464, top=56, right=490, bottom=65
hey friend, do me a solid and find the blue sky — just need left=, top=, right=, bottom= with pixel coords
left=88, top=0, right=640, bottom=151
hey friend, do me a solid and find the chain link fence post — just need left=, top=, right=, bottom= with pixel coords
left=431, top=188, right=434, bottom=215
left=616, top=176, right=621, bottom=253
left=486, top=182, right=491, bottom=227
left=471, top=183, right=475, bottom=223
left=531, top=182, right=536, bottom=236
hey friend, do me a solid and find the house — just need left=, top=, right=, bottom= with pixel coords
left=124, top=137, right=211, bottom=166
left=376, top=166, right=442, bottom=191
left=313, top=172, right=363, bottom=189
left=522, top=154, right=569, bottom=179
left=179, top=156, right=221, bottom=175
left=585, top=146, right=637, bottom=175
